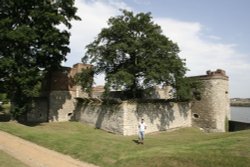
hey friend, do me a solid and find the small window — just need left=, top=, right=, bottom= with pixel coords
left=193, top=113, right=200, bottom=119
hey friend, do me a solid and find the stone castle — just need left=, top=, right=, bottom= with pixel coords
left=28, top=63, right=230, bottom=135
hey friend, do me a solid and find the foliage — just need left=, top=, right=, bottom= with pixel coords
left=175, top=77, right=203, bottom=101
left=0, top=93, right=10, bottom=114
left=0, top=0, right=80, bottom=119
left=74, top=67, right=94, bottom=94
left=83, top=10, right=191, bottom=99
left=1, top=122, right=250, bottom=167
left=0, top=93, right=8, bottom=103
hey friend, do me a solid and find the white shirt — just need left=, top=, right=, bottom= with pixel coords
left=138, top=122, right=147, bottom=132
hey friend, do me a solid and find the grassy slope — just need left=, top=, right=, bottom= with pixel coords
left=0, top=122, right=250, bottom=167
left=0, top=150, right=29, bottom=167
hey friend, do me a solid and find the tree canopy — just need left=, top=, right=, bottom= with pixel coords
left=83, top=10, right=194, bottom=99
left=0, top=0, right=80, bottom=118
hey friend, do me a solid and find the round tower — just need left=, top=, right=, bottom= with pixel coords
left=191, top=69, right=230, bottom=132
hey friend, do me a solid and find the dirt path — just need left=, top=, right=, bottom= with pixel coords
left=0, top=131, right=99, bottom=167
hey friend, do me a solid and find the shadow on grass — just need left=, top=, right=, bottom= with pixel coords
left=16, top=120, right=43, bottom=127
left=132, top=139, right=141, bottom=145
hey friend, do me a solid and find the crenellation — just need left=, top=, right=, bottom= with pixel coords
left=206, top=69, right=226, bottom=76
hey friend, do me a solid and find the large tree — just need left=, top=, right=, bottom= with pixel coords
left=83, top=10, right=193, bottom=99
left=0, top=0, right=80, bottom=119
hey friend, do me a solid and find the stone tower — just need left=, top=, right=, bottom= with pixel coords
left=45, top=63, right=92, bottom=122
left=191, top=69, right=230, bottom=132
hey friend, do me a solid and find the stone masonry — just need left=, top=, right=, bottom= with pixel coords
left=36, top=63, right=91, bottom=122
left=28, top=64, right=230, bottom=135
left=191, top=69, right=230, bottom=132
left=73, top=100, right=191, bottom=135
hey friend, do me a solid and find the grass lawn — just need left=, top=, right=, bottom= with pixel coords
left=0, top=122, right=250, bottom=167
left=0, top=150, right=29, bottom=167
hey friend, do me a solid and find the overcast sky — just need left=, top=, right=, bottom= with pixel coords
left=63, top=0, right=250, bottom=98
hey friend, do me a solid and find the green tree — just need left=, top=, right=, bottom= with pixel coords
left=0, top=93, right=8, bottom=103
left=83, top=10, right=193, bottom=99
left=74, top=67, right=94, bottom=95
left=0, top=0, right=80, bottom=119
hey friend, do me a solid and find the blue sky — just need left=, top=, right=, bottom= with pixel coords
left=64, top=0, right=250, bottom=98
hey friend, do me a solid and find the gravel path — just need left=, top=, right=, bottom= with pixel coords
left=0, top=131, right=98, bottom=167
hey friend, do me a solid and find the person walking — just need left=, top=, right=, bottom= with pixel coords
left=138, top=118, right=147, bottom=144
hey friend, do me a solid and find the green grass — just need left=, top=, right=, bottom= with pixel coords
left=0, top=122, right=250, bottom=167
left=0, top=150, right=29, bottom=167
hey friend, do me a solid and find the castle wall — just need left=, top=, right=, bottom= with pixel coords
left=27, top=97, right=48, bottom=122
left=45, top=63, right=90, bottom=122
left=191, top=70, right=230, bottom=132
left=229, top=120, right=250, bottom=131
left=123, top=101, right=191, bottom=135
left=48, top=91, right=77, bottom=122
left=28, top=63, right=230, bottom=134
left=74, top=101, right=191, bottom=135
left=74, top=102, right=124, bottom=134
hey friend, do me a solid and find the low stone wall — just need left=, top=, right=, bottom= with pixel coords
left=123, top=101, right=191, bottom=135
left=229, top=120, right=250, bottom=131
left=74, top=100, right=191, bottom=135
left=74, top=102, right=124, bottom=134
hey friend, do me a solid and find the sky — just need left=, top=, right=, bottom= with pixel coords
left=63, top=0, right=250, bottom=98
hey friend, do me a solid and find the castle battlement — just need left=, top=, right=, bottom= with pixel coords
left=191, top=69, right=229, bottom=81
